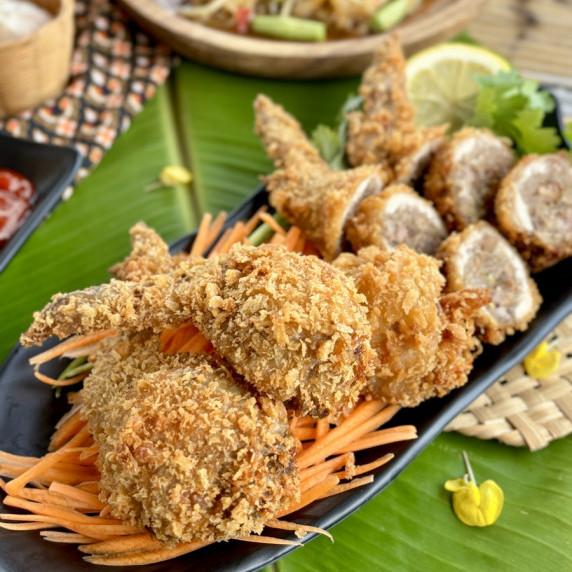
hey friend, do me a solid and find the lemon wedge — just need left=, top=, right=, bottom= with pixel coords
left=406, top=43, right=512, bottom=131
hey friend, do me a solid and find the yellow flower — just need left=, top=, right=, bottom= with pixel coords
left=444, top=452, right=503, bottom=527
left=158, top=165, right=193, bottom=186
left=144, top=165, right=193, bottom=191
left=523, top=341, right=561, bottom=379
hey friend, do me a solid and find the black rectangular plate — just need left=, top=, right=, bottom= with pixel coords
left=0, top=133, right=82, bottom=273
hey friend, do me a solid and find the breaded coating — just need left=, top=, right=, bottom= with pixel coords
left=423, top=127, right=515, bottom=231
left=82, top=332, right=299, bottom=544
left=334, top=245, right=485, bottom=407
left=22, top=244, right=374, bottom=418
left=254, top=94, right=387, bottom=261
left=437, top=221, right=542, bottom=345
left=109, top=221, right=185, bottom=281
left=345, top=33, right=447, bottom=184
left=345, top=184, right=448, bottom=255
left=495, top=151, right=572, bottom=272
left=333, top=245, right=443, bottom=401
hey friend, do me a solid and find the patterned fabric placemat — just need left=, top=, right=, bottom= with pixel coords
left=446, top=313, right=572, bottom=451
left=0, top=0, right=173, bottom=183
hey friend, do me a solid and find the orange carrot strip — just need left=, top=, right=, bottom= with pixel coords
left=259, top=212, right=286, bottom=235
left=0, top=521, right=58, bottom=531
left=333, top=453, right=394, bottom=479
left=33, top=369, right=88, bottom=387
left=83, top=540, right=211, bottom=566
left=333, top=426, right=417, bottom=455
left=319, top=475, right=375, bottom=499
left=49, top=483, right=107, bottom=511
left=295, top=401, right=389, bottom=469
left=315, top=418, right=330, bottom=440
left=4, top=425, right=92, bottom=495
left=207, top=227, right=233, bottom=258
left=2, top=496, right=122, bottom=526
left=162, top=323, right=199, bottom=354
left=237, top=535, right=302, bottom=546
left=49, top=409, right=86, bottom=451
left=264, top=519, right=333, bottom=542
left=278, top=475, right=339, bottom=518
left=218, top=222, right=247, bottom=255
left=293, top=233, right=306, bottom=253
left=243, top=206, right=268, bottom=235
left=189, top=213, right=213, bottom=257
left=178, top=331, right=212, bottom=353
left=299, top=454, right=350, bottom=486
left=206, top=211, right=227, bottom=246
left=293, top=427, right=316, bottom=441
left=78, top=533, right=161, bottom=555
left=29, top=332, right=114, bottom=366
left=77, top=482, right=100, bottom=494
left=284, top=226, right=302, bottom=251
left=41, top=531, right=99, bottom=544
left=11, top=487, right=98, bottom=512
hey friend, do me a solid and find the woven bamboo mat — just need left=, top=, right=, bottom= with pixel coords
left=446, top=314, right=572, bottom=451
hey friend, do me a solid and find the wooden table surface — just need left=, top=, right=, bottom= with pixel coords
left=467, top=0, right=572, bottom=115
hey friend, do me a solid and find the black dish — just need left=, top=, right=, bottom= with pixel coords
left=0, top=99, right=571, bottom=571
left=0, top=133, right=82, bottom=273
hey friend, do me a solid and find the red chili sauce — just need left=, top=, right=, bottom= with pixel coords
left=0, top=168, right=36, bottom=246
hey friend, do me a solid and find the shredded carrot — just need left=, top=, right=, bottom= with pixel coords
left=29, top=332, right=114, bottom=366
left=237, top=534, right=302, bottom=546
left=189, top=213, right=213, bottom=257
left=83, top=540, right=211, bottom=566
left=319, top=475, right=375, bottom=499
left=259, top=212, right=286, bottom=235
left=0, top=521, right=58, bottom=531
left=41, top=531, right=99, bottom=544
left=243, top=206, right=268, bottom=235
left=78, top=532, right=162, bottom=555
left=278, top=475, right=340, bottom=518
left=49, top=410, right=87, bottom=451
left=333, top=453, right=394, bottom=479
left=333, top=426, right=417, bottom=454
left=264, top=518, right=333, bottom=542
left=206, top=211, right=227, bottom=247
left=33, top=369, right=88, bottom=387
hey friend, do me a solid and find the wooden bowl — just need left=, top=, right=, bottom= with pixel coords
left=117, top=0, right=486, bottom=79
left=0, top=0, right=75, bottom=118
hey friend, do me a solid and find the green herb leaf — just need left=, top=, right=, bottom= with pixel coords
left=466, top=70, right=561, bottom=155
left=311, top=124, right=342, bottom=165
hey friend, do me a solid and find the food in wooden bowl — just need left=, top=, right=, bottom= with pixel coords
left=118, top=0, right=487, bottom=78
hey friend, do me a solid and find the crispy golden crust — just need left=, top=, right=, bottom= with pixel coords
left=495, top=152, right=572, bottom=272
left=423, top=127, right=515, bottom=231
left=267, top=164, right=386, bottom=261
left=333, top=245, right=444, bottom=404
left=345, top=184, right=448, bottom=255
left=437, top=221, right=542, bottom=345
left=334, top=245, right=486, bottom=407
left=82, top=332, right=299, bottom=544
left=22, top=244, right=374, bottom=418
left=344, top=33, right=446, bottom=182
left=254, top=93, right=327, bottom=173
left=109, top=222, right=186, bottom=281
left=254, top=93, right=387, bottom=261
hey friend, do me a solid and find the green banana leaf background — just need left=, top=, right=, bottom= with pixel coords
left=0, top=60, right=570, bottom=572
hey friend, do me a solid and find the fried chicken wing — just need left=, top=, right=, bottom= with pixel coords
left=109, top=221, right=185, bottom=281
left=82, top=332, right=299, bottom=544
left=333, top=245, right=485, bottom=407
left=23, top=244, right=374, bottom=417
left=437, top=221, right=541, bottom=345
left=254, top=94, right=387, bottom=260
left=423, top=127, right=515, bottom=231
left=345, top=32, right=447, bottom=185
left=345, top=183, right=448, bottom=255
left=495, top=151, right=572, bottom=272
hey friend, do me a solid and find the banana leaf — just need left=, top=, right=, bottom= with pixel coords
left=0, top=60, right=570, bottom=572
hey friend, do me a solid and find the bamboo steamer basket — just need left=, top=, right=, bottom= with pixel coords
left=0, top=0, right=75, bottom=118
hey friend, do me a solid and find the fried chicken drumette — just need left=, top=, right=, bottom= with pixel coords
left=22, top=243, right=374, bottom=417
left=254, top=94, right=387, bottom=261
left=423, top=127, right=515, bottom=231
left=345, top=32, right=447, bottom=185
left=82, top=332, right=299, bottom=544
left=109, top=221, right=185, bottom=281
left=437, top=221, right=541, bottom=345
left=345, top=183, right=448, bottom=255
left=333, top=245, right=485, bottom=407
left=495, top=151, right=572, bottom=272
